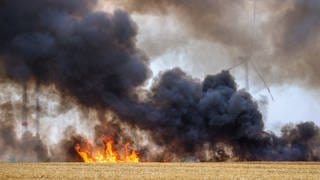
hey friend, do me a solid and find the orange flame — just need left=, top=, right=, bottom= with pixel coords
left=75, top=137, right=139, bottom=163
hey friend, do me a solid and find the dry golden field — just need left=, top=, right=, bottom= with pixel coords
left=0, top=162, right=319, bottom=179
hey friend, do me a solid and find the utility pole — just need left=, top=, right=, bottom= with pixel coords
left=21, top=83, right=28, bottom=133
left=238, top=56, right=250, bottom=91
left=35, top=82, right=40, bottom=138
left=228, top=0, right=274, bottom=100
left=245, top=60, right=249, bottom=91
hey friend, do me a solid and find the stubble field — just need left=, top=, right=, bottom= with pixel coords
left=0, top=162, right=319, bottom=179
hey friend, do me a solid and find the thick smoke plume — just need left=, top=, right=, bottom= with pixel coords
left=0, top=0, right=319, bottom=162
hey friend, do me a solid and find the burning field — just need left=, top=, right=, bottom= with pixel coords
left=0, top=0, right=320, bottom=169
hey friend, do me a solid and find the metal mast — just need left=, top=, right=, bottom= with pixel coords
left=21, top=83, right=28, bottom=132
left=245, top=59, right=249, bottom=91
left=35, top=82, right=40, bottom=137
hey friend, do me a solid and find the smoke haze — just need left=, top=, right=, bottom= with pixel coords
left=110, top=0, right=320, bottom=87
left=0, top=0, right=319, bottom=162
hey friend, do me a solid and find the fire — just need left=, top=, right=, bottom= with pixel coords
left=75, top=137, right=139, bottom=163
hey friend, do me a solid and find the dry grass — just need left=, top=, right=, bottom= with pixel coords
left=0, top=162, right=319, bottom=179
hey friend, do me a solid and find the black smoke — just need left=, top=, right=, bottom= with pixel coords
left=0, top=0, right=150, bottom=108
left=0, top=0, right=319, bottom=162
left=115, top=69, right=319, bottom=161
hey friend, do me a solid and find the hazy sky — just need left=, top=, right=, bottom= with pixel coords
left=99, top=0, right=320, bottom=133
